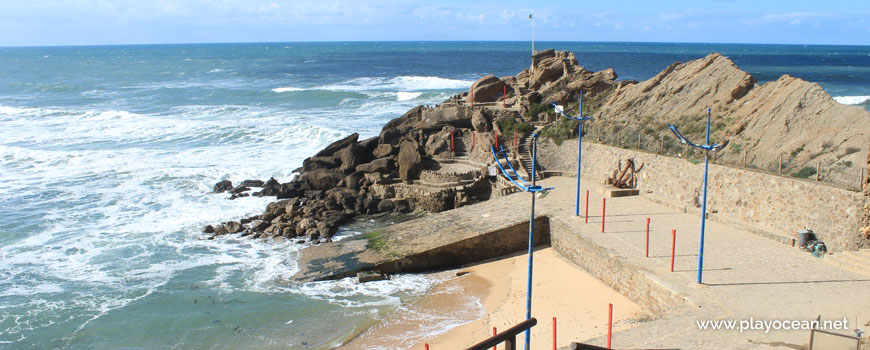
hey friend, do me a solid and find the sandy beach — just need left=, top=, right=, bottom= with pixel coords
left=342, top=246, right=641, bottom=349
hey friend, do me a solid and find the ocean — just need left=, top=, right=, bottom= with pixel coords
left=1, top=41, right=868, bottom=349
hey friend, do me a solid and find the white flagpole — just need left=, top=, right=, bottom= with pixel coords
left=531, top=11, right=535, bottom=69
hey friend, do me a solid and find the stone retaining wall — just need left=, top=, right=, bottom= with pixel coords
left=420, top=169, right=478, bottom=184
left=538, top=140, right=867, bottom=251
left=549, top=217, right=686, bottom=317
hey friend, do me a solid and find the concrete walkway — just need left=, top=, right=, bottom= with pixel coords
left=528, top=176, right=870, bottom=349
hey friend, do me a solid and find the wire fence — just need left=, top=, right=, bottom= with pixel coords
left=568, top=121, right=868, bottom=193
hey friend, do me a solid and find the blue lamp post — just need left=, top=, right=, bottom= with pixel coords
left=553, top=91, right=593, bottom=217
left=667, top=108, right=726, bottom=284
left=491, top=133, right=553, bottom=350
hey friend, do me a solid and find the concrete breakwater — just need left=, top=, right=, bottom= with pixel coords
left=291, top=193, right=549, bottom=282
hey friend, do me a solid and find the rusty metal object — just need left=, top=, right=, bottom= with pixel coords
left=607, top=158, right=644, bottom=188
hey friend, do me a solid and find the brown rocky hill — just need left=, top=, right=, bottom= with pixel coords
left=593, top=53, right=869, bottom=188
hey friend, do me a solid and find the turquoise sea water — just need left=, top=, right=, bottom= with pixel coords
left=1, top=41, right=869, bottom=349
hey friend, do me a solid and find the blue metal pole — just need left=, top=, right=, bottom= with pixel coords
left=697, top=108, right=711, bottom=284
left=575, top=91, right=583, bottom=216
left=524, top=133, right=538, bottom=350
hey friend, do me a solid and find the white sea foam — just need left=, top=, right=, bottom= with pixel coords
left=271, top=86, right=305, bottom=93
left=834, top=95, right=870, bottom=105
left=396, top=91, right=423, bottom=101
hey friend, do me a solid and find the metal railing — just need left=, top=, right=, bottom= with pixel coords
left=464, top=318, right=537, bottom=350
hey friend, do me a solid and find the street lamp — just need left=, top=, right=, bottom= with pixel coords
left=667, top=108, right=727, bottom=284
left=491, top=133, right=553, bottom=350
left=553, top=91, right=593, bottom=217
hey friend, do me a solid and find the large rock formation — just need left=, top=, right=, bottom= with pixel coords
left=595, top=53, right=870, bottom=187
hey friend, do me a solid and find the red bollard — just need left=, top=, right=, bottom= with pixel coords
left=503, top=85, right=507, bottom=109
left=553, top=317, right=557, bottom=350
left=514, top=131, right=517, bottom=147
left=493, top=327, right=497, bottom=350
left=671, top=229, right=677, bottom=272
left=645, top=218, right=650, bottom=258
left=450, top=130, right=454, bottom=152
left=425, top=343, right=429, bottom=350
left=607, top=303, right=613, bottom=349
left=584, top=190, right=589, bottom=223
left=494, top=131, right=499, bottom=149
left=601, top=198, right=606, bottom=233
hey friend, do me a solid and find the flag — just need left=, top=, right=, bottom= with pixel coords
left=529, top=13, right=533, bottom=19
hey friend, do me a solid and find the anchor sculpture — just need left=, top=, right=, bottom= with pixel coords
left=607, top=158, right=644, bottom=188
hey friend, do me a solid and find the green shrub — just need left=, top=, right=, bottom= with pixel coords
left=791, top=167, right=817, bottom=179
left=540, top=117, right=579, bottom=146
left=523, top=103, right=551, bottom=119
left=497, top=117, right=534, bottom=135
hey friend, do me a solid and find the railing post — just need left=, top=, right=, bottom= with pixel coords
left=645, top=218, right=650, bottom=258
left=660, top=134, right=664, bottom=154
left=817, top=160, right=821, bottom=181
left=493, top=327, right=497, bottom=350
left=779, top=154, right=783, bottom=174
left=743, top=149, right=747, bottom=167
left=506, top=336, right=516, bottom=350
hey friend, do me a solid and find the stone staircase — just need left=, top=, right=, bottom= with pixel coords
left=825, top=249, right=870, bottom=276
left=517, top=131, right=544, bottom=181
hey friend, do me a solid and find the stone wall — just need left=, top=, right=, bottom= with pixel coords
left=549, top=217, right=686, bottom=317
left=538, top=140, right=868, bottom=251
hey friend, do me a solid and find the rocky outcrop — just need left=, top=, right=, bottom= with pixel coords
left=397, top=139, right=422, bottom=183
left=594, top=53, right=870, bottom=187
left=468, top=75, right=508, bottom=103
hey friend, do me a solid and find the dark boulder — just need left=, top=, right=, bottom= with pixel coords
left=263, top=177, right=279, bottom=188
left=225, top=221, right=244, bottom=234
left=302, top=156, right=340, bottom=172
left=424, top=128, right=453, bottom=157
left=301, top=169, right=345, bottom=190
left=314, top=133, right=359, bottom=158
left=202, top=225, right=215, bottom=234
left=372, top=144, right=396, bottom=158
left=213, top=180, right=233, bottom=193
left=397, top=139, right=423, bottom=183
left=356, top=158, right=394, bottom=173
left=239, top=179, right=264, bottom=187
left=344, top=173, right=362, bottom=190
left=230, top=185, right=250, bottom=194
left=379, top=127, right=402, bottom=146
left=394, top=199, right=412, bottom=213
left=377, top=199, right=396, bottom=213
left=337, top=143, right=368, bottom=174
left=471, top=110, right=491, bottom=132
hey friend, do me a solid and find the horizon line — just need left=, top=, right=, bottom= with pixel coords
left=3, top=39, right=870, bottom=49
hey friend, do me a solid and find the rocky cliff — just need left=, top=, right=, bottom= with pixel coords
left=595, top=53, right=870, bottom=187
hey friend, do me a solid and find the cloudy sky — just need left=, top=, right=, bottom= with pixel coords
left=1, top=0, right=868, bottom=46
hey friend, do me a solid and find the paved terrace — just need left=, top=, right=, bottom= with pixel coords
left=533, top=176, right=870, bottom=350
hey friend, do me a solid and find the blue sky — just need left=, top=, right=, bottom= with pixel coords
left=0, top=0, right=868, bottom=46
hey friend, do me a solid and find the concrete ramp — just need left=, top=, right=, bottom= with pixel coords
left=291, top=194, right=548, bottom=282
